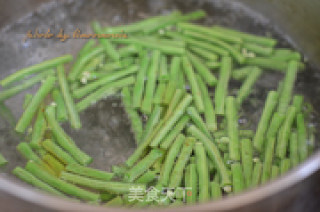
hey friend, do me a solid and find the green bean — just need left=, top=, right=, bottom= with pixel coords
left=29, top=107, right=47, bottom=149
left=124, top=148, right=164, bottom=182
left=169, top=56, right=182, bottom=84
left=79, top=54, right=105, bottom=80
left=183, top=35, right=229, bottom=56
left=15, top=76, right=56, bottom=133
left=261, top=137, right=276, bottom=184
left=65, top=163, right=114, bottom=181
left=182, top=56, right=204, bottom=113
left=195, top=142, right=210, bottom=202
left=68, top=46, right=104, bottom=81
left=253, top=91, right=279, bottom=152
left=112, top=165, right=128, bottom=178
left=52, top=88, right=68, bottom=122
left=42, top=154, right=65, bottom=175
left=266, top=112, right=285, bottom=138
left=78, top=40, right=96, bottom=57
left=236, top=67, right=262, bottom=106
left=231, top=163, right=245, bottom=193
left=153, top=81, right=167, bottom=104
left=292, top=95, right=304, bottom=113
left=141, top=50, right=161, bottom=114
left=168, top=137, right=195, bottom=188
left=212, top=26, right=277, bottom=47
left=57, top=64, right=81, bottom=129
left=12, top=167, right=64, bottom=196
left=184, top=30, right=245, bottom=64
left=297, top=113, right=308, bottom=162
left=26, top=161, right=100, bottom=201
left=0, top=102, right=16, bottom=127
left=159, top=115, right=189, bottom=149
left=76, top=76, right=135, bottom=112
left=210, top=181, right=222, bottom=200
left=186, top=106, right=211, bottom=139
left=223, top=153, right=230, bottom=169
left=163, top=81, right=178, bottom=105
left=244, top=57, right=288, bottom=72
left=91, top=21, right=119, bottom=61
left=41, top=139, right=78, bottom=165
left=187, top=125, right=231, bottom=189
left=206, top=61, right=221, bottom=70
left=178, top=23, right=242, bottom=44
left=1, top=55, right=72, bottom=87
left=140, top=106, right=162, bottom=145
left=159, top=134, right=185, bottom=186
left=142, top=37, right=186, bottom=49
left=74, top=65, right=139, bottom=99
left=251, top=161, right=262, bottom=187
left=215, top=56, right=232, bottom=115
left=188, top=46, right=218, bottom=61
left=163, top=89, right=184, bottom=120
left=122, top=87, right=143, bottom=144
left=271, top=165, right=279, bottom=179
left=0, top=70, right=54, bottom=102
left=231, top=66, right=255, bottom=80
left=135, top=170, right=157, bottom=184
left=184, top=163, right=198, bottom=203
left=45, top=106, right=92, bottom=165
left=0, top=153, right=8, bottom=167
left=276, top=106, right=297, bottom=159
left=196, top=75, right=217, bottom=132
left=149, top=93, right=193, bottom=147
left=23, top=93, right=33, bottom=109
left=289, top=132, right=299, bottom=167
left=226, top=96, right=240, bottom=161
left=187, top=52, right=217, bottom=86
left=242, top=43, right=273, bottom=56
left=280, top=158, right=291, bottom=175
left=270, top=49, right=301, bottom=61
left=277, top=61, right=299, bottom=114
left=99, top=58, right=134, bottom=73
left=112, top=37, right=185, bottom=55
left=241, top=139, right=253, bottom=188
left=100, top=192, right=116, bottom=202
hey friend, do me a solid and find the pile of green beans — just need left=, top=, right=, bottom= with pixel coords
left=0, top=9, right=315, bottom=208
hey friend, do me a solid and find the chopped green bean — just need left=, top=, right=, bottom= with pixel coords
left=289, top=132, right=299, bottom=167
left=124, top=149, right=164, bottom=182
left=195, top=142, right=210, bottom=202
left=168, top=137, right=195, bottom=188
left=242, top=43, right=273, bottom=56
left=1, top=55, right=72, bottom=87
left=231, top=163, right=245, bottom=193
left=15, top=76, right=56, bottom=133
left=0, top=70, right=54, bottom=102
left=251, top=161, right=262, bottom=187
left=210, top=181, right=222, bottom=200
left=188, top=46, right=218, bottom=61
left=76, top=76, right=135, bottom=112
left=276, top=106, right=297, bottom=159
left=241, top=139, right=253, bottom=187
left=26, top=161, right=100, bottom=201
left=29, top=107, right=47, bottom=149
left=186, top=106, right=211, bottom=139
left=12, top=167, right=64, bottom=196
left=236, top=67, right=262, bottom=106
left=277, top=61, right=299, bottom=114
left=261, top=137, right=276, bottom=184
left=196, top=75, right=217, bottom=132
left=297, top=113, right=308, bottom=162
left=45, top=106, right=92, bottom=165
left=141, top=50, right=161, bottom=114
left=42, top=154, right=65, bottom=175
left=159, top=134, right=185, bottom=186
left=215, top=56, right=232, bottom=115
left=65, top=163, right=114, bottom=181
left=0, top=153, right=8, bottom=167
left=253, top=91, right=279, bottom=152
left=226, top=96, right=240, bottom=161
left=280, top=158, right=291, bottom=175
left=182, top=56, right=204, bottom=113
left=52, top=88, right=68, bottom=122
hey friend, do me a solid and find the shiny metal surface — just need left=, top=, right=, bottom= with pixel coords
left=0, top=0, right=319, bottom=211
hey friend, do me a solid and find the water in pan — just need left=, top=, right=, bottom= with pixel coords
left=0, top=0, right=319, bottom=180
